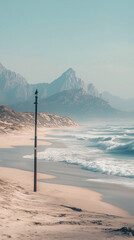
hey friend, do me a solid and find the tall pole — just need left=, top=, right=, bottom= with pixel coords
left=34, top=89, right=38, bottom=192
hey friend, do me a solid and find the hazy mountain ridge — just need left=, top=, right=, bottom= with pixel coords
left=10, top=88, right=119, bottom=120
left=102, top=92, right=134, bottom=112
left=39, top=88, right=117, bottom=120
left=1, top=63, right=134, bottom=113
left=0, top=62, right=130, bottom=119
left=0, top=63, right=100, bottom=105
left=0, top=105, right=78, bottom=133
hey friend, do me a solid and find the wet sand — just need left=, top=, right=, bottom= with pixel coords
left=0, top=128, right=134, bottom=239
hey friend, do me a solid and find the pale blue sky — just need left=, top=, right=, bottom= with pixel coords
left=0, top=0, right=134, bottom=98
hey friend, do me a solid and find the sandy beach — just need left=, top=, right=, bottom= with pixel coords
left=0, top=127, right=52, bottom=149
left=0, top=128, right=134, bottom=239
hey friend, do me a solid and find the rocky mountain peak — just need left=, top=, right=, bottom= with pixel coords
left=50, top=68, right=85, bottom=94
left=0, top=62, right=5, bottom=74
left=63, top=67, right=75, bottom=75
left=60, top=68, right=77, bottom=82
left=88, top=83, right=100, bottom=97
left=0, top=63, right=28, bottom=91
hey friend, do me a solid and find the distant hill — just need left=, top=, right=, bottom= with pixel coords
left=0, top=106, right=78, bottom=133
left=9, top=89, right=119, bottom=120
left=102, top=92, right=134, bottom=112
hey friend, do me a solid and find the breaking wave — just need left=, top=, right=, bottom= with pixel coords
left=23, top=124, right=134, bottom=179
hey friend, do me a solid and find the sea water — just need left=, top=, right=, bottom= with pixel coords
left=23, top=121, right=134, bottom=188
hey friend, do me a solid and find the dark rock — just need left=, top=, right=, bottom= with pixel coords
left=34, top=222, right=42, bottom=225
left=61, top=205, right=82, bottom=212
left=110, top=227, right=134, bottom=236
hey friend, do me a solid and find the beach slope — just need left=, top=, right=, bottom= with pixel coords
left=0, top=167, right=134, bottom=240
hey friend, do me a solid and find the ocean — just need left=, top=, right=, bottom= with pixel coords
left=24, top=121, right=134, bottom=188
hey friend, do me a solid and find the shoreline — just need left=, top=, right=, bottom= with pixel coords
left=0, top=127, right=134, bottom=214
left=0, top=166, right=134, bottom=239
left=1, top=127, right=134, bottom=238
left=0, top=127, right=53, bottom=148
left=0, top=166, right=128, bottom=217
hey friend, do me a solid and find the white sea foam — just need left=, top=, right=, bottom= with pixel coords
left=23, top=124, right=134, bottom=179
left=24, top=146, right=134, bottom=178
left=87, top=178, right=134, bottom=188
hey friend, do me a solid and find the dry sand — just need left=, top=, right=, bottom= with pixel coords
left=0, top=128, right=134, bottom=239
left=0, top=127, right=52, bottom=148
left=0, top=167, right=134, bottom=240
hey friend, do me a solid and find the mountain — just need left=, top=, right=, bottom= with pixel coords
left=48, top=68, right=85, bottom=95
left=47, top=68, right=100, bottom=98
left=0, top=63, right=100, bottom=105
left=87, top=83, right=100, bottom=97
left=0, top=63, right=31, bottom=104
left=0, top=63, right=5, bottom=74
left=9, top=88, right=118, bottom=120
left=0, top=63, right=123, bottom=120
left=102, top=92, right=134, bottom=112
left=0, top=105, right=78, bottom=133
left=38, top=89, right=118, bottom=120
